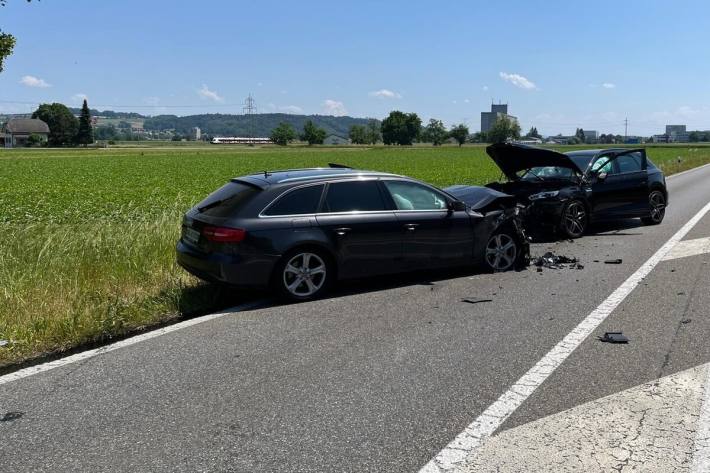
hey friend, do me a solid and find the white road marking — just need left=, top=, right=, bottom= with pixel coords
left=420, top=199, right=710, bottom=473
left=662, top=236, right=710, bottom=261
left=692, top=363, right=710, bottom=473
left=0, top=300, right=265, bottom=387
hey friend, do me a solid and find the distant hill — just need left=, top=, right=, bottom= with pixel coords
left=143, top=113, right=377, bottom=138
left=68, top=108, right=145, bottom=119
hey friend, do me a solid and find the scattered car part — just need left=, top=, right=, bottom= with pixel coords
left=461, top=298, right=492, bottom=304
left=0, top=340, right=8, bottom=348
left=599, top=332, right=629, bottom=343
left=532, top=252, right=583, bottom=270
left=604, top=259, right=623, bottom=264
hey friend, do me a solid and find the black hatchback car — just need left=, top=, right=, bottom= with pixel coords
left=484, top=143, right=668, bottom=238
left=177, top=167, right=528, bottom=300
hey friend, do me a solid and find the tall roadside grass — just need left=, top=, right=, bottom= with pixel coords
left=0, top=206, right=213, bottom=365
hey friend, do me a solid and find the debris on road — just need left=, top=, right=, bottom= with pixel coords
left=532, top=252, right=583, bottom=270
left=0, top=340, right=8, bottom=348
left=681, top=319, right=692, bottom=324
left=599, top=332, right=629, bottom=344
left=604, top=259, right=623, bottom=264
left=461, top=298, right=493, bottom=304
left=0, top=411, right=24, bottom=423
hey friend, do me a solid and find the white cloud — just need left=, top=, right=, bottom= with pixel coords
left=499, top=72, right=537, bottom=90
left=322, top=99, right=347, bottom=116
left=369, top=89, right=402, bottom=99
left=482, top=86, right=489, bottom=91
left=71, top=93, right=88, bottom=103
left=279, top=105, right=303, bottom=114
left=197, top=84, right=223, bottom=102
left=602, top=82, right=616, bottom=89
left=464, top=98, right=470, bottom=103
left=20, top=75, right=51, bottom=88
left=143, top=96, right=160, bottom=106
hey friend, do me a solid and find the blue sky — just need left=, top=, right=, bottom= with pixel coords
left=1, top=0, right=709, bottom=135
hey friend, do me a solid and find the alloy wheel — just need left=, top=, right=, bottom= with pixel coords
left=485, top=233, right=518, bottom=271
left=563, top=201, right=587, bottom=237
left=649, top=191, right=666, bottom=223
left=282, top=252, right=327, bottom=298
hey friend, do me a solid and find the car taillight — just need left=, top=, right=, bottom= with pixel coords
left=202, top=226, right=247, bottom=243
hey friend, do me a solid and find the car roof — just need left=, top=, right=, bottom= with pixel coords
left=564, top=148, right=627, bottom=157
left=235, top=168, right=404, bottom=188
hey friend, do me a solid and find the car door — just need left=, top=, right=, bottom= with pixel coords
left=381, top=179, right=474, bottom=269
left=590, top=150, right=648, bottom=219
left=315, top=179, right=404, bottom=279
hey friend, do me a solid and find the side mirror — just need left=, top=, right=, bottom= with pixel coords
left=449, top=200, right=467, bottom=212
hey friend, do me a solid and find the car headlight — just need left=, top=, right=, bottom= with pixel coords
left=529, top=190, right=560, bottom=201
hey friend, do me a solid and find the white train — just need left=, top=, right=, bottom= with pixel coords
left=211, top=137, right=273, bottom=145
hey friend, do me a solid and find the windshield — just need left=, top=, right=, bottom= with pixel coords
left=518, top=166, right=577, bottom=181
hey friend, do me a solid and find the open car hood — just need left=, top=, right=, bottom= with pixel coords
left=486, top=143, right=583, bottom=181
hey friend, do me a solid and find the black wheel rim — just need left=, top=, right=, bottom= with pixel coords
left=649, top=191, right=666, bottom=222
left=563, top=201, right=586, bottom=237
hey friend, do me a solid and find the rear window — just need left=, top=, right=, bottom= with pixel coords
left=195, top=181, right=260, bottom=217
left=263, top=184, right=324, bottom=216
left=323, top=180, right=387, bottom=212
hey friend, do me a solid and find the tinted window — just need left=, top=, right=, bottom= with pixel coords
left=323, top=180, right=386, bottom=212
left=616, top=153, right=643, bottom=173
left=263, top=184, right=324, bottom=216
left=383, top=181, right=447, bottom=210
left=196, top=181, right=260, bottom=217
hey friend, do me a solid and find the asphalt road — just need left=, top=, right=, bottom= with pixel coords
left=2, top=164, right=710, bottom=472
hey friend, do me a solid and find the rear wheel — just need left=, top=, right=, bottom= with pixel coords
left=482, top=231, right=519, bottom=272
left=641, top=190, right=666, bottom=225
left=274, top=249, right=332, bottom=301
left=559, top=199, right=588, bottom=239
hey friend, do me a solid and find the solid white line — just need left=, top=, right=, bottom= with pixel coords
left=0, top=300, right=265, bottom=387
left=420, top=199, right=710, bottom=473
left=692, top=363, right=710, bottom=472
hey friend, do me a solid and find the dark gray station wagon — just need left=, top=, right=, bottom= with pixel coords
left=177, top=167, right=527, bottom=300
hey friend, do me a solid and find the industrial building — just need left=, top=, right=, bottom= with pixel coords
left=480, top=103, right=518, bottom=133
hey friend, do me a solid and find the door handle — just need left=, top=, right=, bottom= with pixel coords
left=404, top=223, right=419, bottom=231
left=334, top=227, right=351, bottom=236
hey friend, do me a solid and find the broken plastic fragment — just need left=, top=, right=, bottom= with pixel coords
left=0, top=340, right=8, bottom=348
left=599, top=332, right=629, bottom=343
left=531, top=251, right=580, bottom=270
left=604, top=259, right=623, bottom=264
left=461, top=298, right=492, bottom=304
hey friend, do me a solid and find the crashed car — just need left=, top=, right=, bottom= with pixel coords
left=177, top=166, right=528, bottom=301
left=483, top=143, right=668, bottom=238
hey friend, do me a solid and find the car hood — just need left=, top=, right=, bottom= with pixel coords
left=486, top=143, right=583, bottom=181
left=444, top=185, right=515, bottom=210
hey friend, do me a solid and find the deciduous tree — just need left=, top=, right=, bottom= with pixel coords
left=487, top=117, right=521, bottom=143
left=381, top=111, right=421, bottom=145
left=32, top=103, right=79, bottom=147
left=449, top=123, right=469, bottom=146
left=421, top=119, right=447, bottom=146
left=301, top=120, right=326, bottom=145
left=270, top=122, right=296, bottom=145
left=349, top=124, right=367, bottom=144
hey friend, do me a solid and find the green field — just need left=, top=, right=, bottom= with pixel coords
left=1, top=144, right=709, bottom=367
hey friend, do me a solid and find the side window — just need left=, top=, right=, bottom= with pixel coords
left=383, top=180, right=448, bottom=210
left=322, top=180, right=387, bottom=212
left=616, top=153, right=643, bottom=173
left=591, top=155, right=613, bottom=174
left=263, top=184, right=324, bottom=216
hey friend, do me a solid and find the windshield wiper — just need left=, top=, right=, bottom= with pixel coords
left=524, top=168, right=545, bottom=182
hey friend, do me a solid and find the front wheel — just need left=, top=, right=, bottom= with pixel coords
left=559, top=199, right=588, bottom=239
left=482, top=231, right=519, bottom=272
left=274, top=249, right=332, bottom=301
left=641, top=190, right=666, bottom=225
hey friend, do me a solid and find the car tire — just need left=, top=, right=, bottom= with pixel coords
left=641, top=190, right=666, bottom=225
left=273, top=248, right=333, bottom=301
left=559, top=199, right=588, bottom=239
left=482, top=230, right=520, bottom=272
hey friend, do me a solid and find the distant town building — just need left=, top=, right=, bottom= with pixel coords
left=191, top=127, right=201, bottom=141
left=2, top=118, right=50, bottom=148
left=583, top=130, right=598, bottom=142
left=656, top=125, right=689, bottom=143
left=480, top=103, right=518, bottom=133
left=323, top=134, right=350, bottom=145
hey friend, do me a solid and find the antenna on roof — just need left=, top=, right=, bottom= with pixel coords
left=328, top=163, right=352, bottom=169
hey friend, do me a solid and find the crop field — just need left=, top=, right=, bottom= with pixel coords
left=1, top=144, right=709, bottom=367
